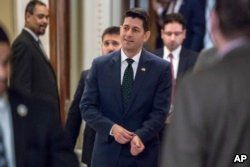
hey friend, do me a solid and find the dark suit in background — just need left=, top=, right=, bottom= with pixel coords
left=10, top=30, right=59, bottom=113
left=65, top=70, right=95, bottom=165
left=179, top=0, right=206, bottom=52
left=154, top=0, right=206, bottom=52
left=8, top=89, right=78, bottom=167
left=80, top=49, right=171, bottom=167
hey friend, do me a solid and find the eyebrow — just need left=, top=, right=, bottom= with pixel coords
left=123, top=24, right=141, bottom=29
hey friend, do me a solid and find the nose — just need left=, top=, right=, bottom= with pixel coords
left=43, top=17, right=49, bottom=25
left=170, top=34, right=176, bottom=41
left=107, top=44, right=115, bottom=53
left=126, top=28, right=133, bottom=37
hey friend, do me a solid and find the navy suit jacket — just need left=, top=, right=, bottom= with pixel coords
left=8, top=89, right=78, bottom=167
left=179, top=0, right=206, bottom=52
left=80, top=49, right=171, bottom=167
left=154, top=47, right=198, bottom=81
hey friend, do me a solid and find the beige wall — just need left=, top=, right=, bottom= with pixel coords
left=0, top=0, right=15, bottom=41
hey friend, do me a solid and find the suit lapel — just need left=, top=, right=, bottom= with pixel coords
left=22, top=30, right=49, bottom=62
left=22, top=30, right=57, bottom=80
left=177, top=48, right=187, bottom=78
left=123, top=50, right=151, bottom=115
left=111, top=51, right=123, bottom=113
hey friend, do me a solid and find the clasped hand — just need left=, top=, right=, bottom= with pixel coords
left=111, top=124, right=145, bottom=156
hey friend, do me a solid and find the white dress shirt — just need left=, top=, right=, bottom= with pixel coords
left=163, top=46, right=181, bottom=79
left=0, top=94, right=16, bottom=167
left=120, top=49, right=141, bottom=84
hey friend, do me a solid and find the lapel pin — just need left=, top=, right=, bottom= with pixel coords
left=141, top=68, right=146, bottom=72
left=17, top=104, right=28, bottom=117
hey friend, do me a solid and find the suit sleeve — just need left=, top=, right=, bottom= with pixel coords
left=10, top=41, right=32, bottom=95
left=135, top=62, right=172, bottom=143
left=64, top=71, right=87, bottom=149
left=80, top=60, right=114, bottom=141
left=160, top=76, right=207, bottom=167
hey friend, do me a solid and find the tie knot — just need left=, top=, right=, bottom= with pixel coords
left=126, top=58, right=134, bottom=65
left=168, top=53, right=173, bottom=59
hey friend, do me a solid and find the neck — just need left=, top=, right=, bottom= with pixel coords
left=24, top=26, right=39, bottom=37
left=122, top=48, right=142, bottom=58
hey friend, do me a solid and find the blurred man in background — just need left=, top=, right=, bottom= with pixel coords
left=161, top=0, right=250, bottom=166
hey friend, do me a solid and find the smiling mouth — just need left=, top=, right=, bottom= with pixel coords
left=124, top=39, right=134, bottom=43
left=40, top=25, right=47, bottom=29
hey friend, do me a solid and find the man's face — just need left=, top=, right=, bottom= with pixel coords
left=0, top=42, right=10, bottom=95
left=25, top=4, right=49, bottom=36
left=120, top=17, right=150, bottom=55
left=161, top=22, right=186, bottom=51
left=101, top=34, right=121, bottom=55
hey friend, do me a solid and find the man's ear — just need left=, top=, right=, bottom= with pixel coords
left=144, top=31, right=151, bottom=42
left=25, top=12, right=31, bottom=22
left=211, top=9, right=223, bottom=47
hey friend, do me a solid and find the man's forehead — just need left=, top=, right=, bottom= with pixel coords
left=123, top=17, right=143, bottom=27
left=103, top=34, right=120, bottom=41
left=34, top=4, right=49, bottom=14
left=164, top=23, right=184, bottom=30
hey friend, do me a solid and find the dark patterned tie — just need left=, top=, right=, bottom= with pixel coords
left=0, top=126, right=8, bottom=167
left=122, top=58, right=134, bottom=109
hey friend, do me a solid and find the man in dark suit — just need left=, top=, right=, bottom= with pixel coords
left=154, top=13, right=198, bottom=81
left=161, top=0, right=250, bottom=166
left=0, top=26, right=78, bottom=167
left=10, top=0, right=59, bottom=113
left=64, top=26, right=121, bottom=166
left=80, top=8, right=171, bottom=167
left=154, top=13, right=197, bottom=127
left=152, top=0, right=206, bottom=52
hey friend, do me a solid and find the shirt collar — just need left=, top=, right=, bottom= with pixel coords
left=218, top=37, right=248, bottom=58
left=121, top=49, right=142, bottom=64
left=23, top=27, right=39, bottom=42
left=163, top=45, right=182, bottom=60
left=0, top=93, right=8, bottom=110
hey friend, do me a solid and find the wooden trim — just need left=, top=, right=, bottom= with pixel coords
left=49, top=0, right=70, bottom=124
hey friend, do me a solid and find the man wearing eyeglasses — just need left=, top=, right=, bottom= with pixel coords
left=154, top=13, right=198, bottom=139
